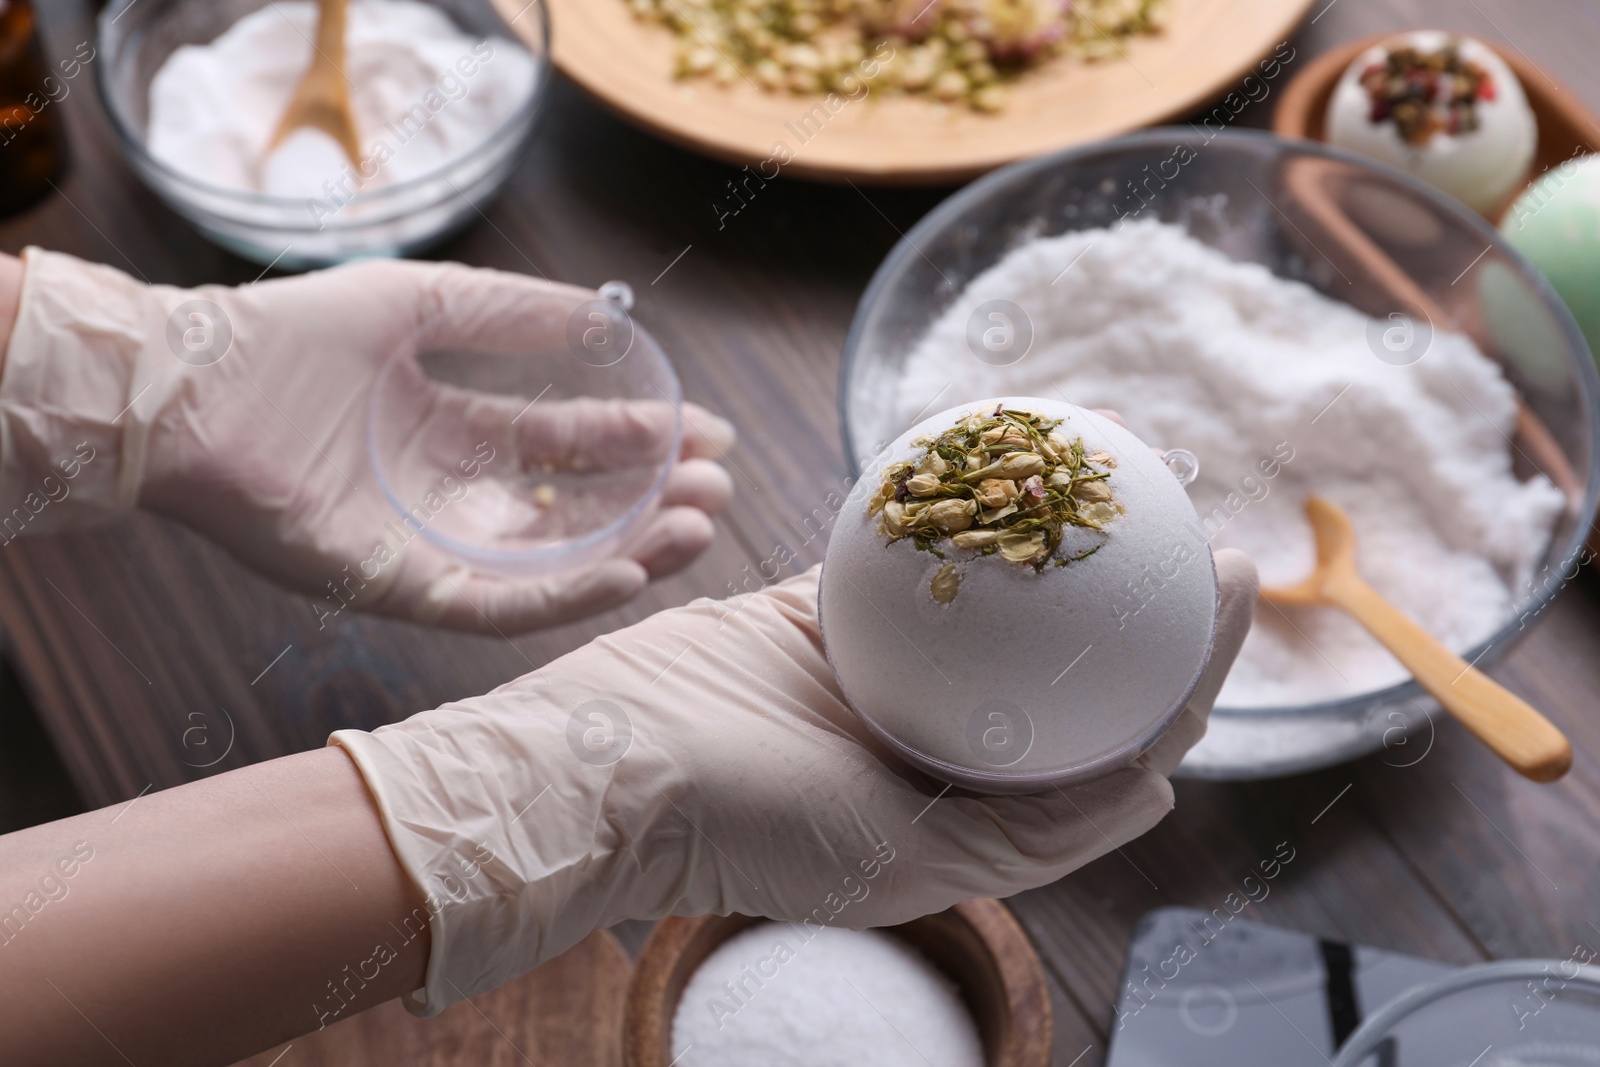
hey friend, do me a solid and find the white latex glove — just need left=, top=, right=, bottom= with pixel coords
left=0, top=249, right=734, bottom=632
left=331, top=549, right=1257, bottom=1016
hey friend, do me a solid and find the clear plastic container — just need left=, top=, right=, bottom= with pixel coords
left=366, top=284, right=684, bottom=575
left=1332, top=960, right=1600, bottom=1066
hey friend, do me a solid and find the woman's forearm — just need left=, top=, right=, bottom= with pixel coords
left=0, top=746, right=429, bottom=1067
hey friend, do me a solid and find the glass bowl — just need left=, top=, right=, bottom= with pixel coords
left=96, top=0, right=548, bottom=269
left=367, top=286, right=683, bottom=575
left=839, top=128, right=1600, bottom=780
left=1331, top=960, right=1600, bottom=1066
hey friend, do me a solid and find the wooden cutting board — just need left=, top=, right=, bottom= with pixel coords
left=231, top=930, right=630, bottom=1067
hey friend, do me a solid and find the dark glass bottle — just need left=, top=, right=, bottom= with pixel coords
left=0, top=0, right=66, bottom=217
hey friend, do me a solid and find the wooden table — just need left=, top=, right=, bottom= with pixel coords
left=7, top=2, right=1600, bottom=1065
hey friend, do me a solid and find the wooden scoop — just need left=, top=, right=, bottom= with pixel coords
left=269, top=0, right=361, bottom=165
left=1262, top=496, right=1572, bottom=782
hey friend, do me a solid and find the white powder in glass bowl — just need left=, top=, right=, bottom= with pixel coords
left=146, top=0, right=536, bottom=200
left=892, top=220, right=1565, bottom=708
left=672, top=923, right=984, bottom=1067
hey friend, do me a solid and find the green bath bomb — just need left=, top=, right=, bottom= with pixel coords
left=1501, top=154, right=1600, bottom=360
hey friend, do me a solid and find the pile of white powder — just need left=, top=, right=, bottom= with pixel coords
left=146, top=0, right=536, bottom=199
left=673, top=923, right=984, bottom=1067
left=892, top=220, right=1566, bottom=707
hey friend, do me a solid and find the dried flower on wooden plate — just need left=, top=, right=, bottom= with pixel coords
left=868, top=406, right=1121, bottom=602
left=625, top=0, right=1167, bottom=112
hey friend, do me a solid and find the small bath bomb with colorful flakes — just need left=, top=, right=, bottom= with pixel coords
left=1326, top=31, right=1536, bottom=214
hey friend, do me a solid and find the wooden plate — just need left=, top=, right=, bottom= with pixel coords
left=231, top=929, right=630, bottom=1067
left=623, top=900, right=1051, bottom=1067
left=1272, top=32, right=1600, bottom=223
left=494, top=0, right=1315, bottom=184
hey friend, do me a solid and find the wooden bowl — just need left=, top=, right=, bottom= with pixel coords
left=623, top=900, right=1051, bottom=1067
left=494, top=0, right=1315, bottom=184
left=1272, top=32, right=1600, bottom=223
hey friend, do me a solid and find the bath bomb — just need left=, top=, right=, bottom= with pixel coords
left=1325, top=31, right=1536, bottom=215
left=818, top=398, right=1218, bottom=793
left=1501, top=154, right=1600, bottom=361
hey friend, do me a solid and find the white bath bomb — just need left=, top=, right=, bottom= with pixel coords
left=819, top=398, right=1218, bottom=793
left=1325, top=31, right=1536, bottom=215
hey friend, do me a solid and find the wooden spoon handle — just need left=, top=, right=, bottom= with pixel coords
left=1329, top=575, right=1572, bottom=782
left=315, top=0, right=350, bottom=64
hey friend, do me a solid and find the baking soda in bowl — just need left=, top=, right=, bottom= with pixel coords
left=146, top=0, right=536, bottom=201
left=819, top=396, right=1218, bottom=792
left=672, top=923, right=983, bottom=1067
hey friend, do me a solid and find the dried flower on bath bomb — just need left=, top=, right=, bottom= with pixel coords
left=930, top=562, right=961, bottom=604
left=975, top=478, right=1020, bottom=509
left=874, top=407, right=1122, bottom=602
left=924, top=498, right=977, bottom=533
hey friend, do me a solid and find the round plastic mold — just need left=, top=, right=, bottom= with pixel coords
left=366, top=287, right=682, bottom=575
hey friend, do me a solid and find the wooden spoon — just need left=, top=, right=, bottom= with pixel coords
left=1262, top=496, right=1572, bottom=782
left=269, top=0, right=361, bottom=166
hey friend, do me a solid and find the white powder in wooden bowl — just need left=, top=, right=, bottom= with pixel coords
left=672, top=922, right=984, bottom=1067
left=892, top=220, right=1565, bottom=707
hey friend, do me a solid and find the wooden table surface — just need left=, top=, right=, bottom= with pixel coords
left=7, top=2, right=1600, bottom=1065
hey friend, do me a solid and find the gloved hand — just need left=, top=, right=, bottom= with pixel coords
left=331, top=550, right=1257, bottom=1016
left=0, top=249, right=733, bottom=632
